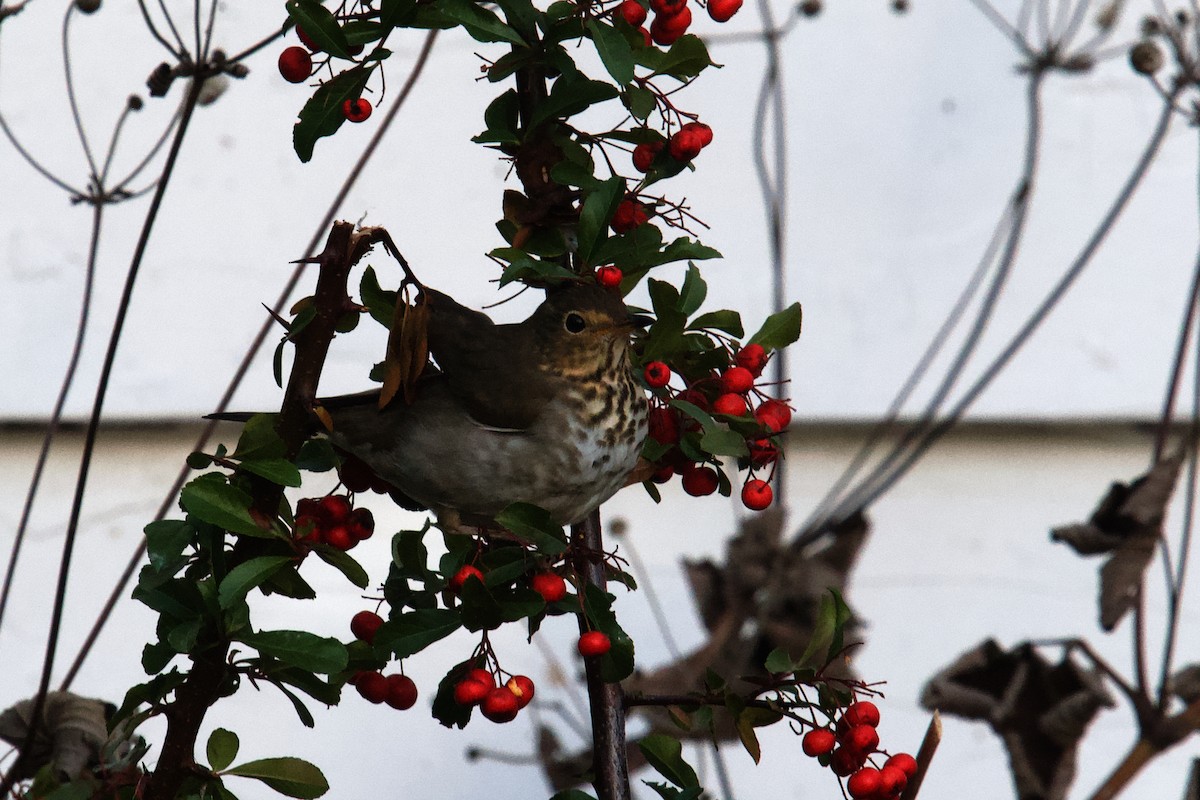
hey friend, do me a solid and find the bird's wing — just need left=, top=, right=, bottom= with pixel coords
left=423, top=288, right=552, bottom=430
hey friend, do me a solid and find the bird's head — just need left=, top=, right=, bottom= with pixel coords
left=530, top=283, right=650, bottom=378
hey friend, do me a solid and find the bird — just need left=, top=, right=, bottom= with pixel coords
left=222, top=281, right=651, bottom=530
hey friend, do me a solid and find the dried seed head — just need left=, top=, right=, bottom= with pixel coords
left=798, top=0, right=821, bottom=17
left=891, top=0, right=909, bottom=13
left=1140, top=16, right=1161, bottom=36
left=1129, top=40, right=1164, bottom=75
left=1094, top=1, right=1119, bottom=31
left=75, top=0, right=101, bottom=13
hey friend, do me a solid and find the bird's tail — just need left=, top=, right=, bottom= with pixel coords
left=204, top=412, right=257, bottom=423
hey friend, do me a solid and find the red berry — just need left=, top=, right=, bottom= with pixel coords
left=506, top=675, right=535, bottom=708
left=632, top=141, right=663, bottom=173
left=530, top=571, right=567, bottom=603
left=668, top=127, right=703, bottom=161
left=829, top=747, right=865, bottom=776
left=355, top=671, right=388, bottom=704
left=453, top=678, right=491, bottom=706
left=841, top=724, right=880, bottom=755
left=637, top=26, right=652, bottom=46
left=676, top=388, right=710, bottom=412
left=681, top=121, right=713, bottom=147
left=651, top=464, right=675, bottom=483
left=650, top=5, right=691, bottom=45
left=319, top=494, right=352, bottom=522
left=348, top=507, right=375, bottom=541
left=741, top=479, right=773, bottom=511
left=648, top=406, right=681, bottom=445
left=611, top=199, right=649, bottom=233
left=846, top=767, right=882, bottom=799
left=323, top=525, right=354, bottom=551
left=681, top=465, right=719, bottom=497
left=801, top=728, right=836, bottom=757
left=384, top=674, right=418, bottom=710
left=712, top=392, right=748, bottom=417
left=449, top=565, right=485, bottom=593
left=884, top=753, right=918, bottom=778
left=293, top=513, right=320, bottom=544
left=296, top=25, right=318, bottom=50
left=596, top=265, right=623, bottom=288
left=879, top=765, right=908, bottom=796
left=643, top=361, right=671, bottom=388
left=466, top=668, right=495, bottom=687
left=618, top=0, right=648, bottom=26
left=343, top=97, right=372, bottom=123
left=277, top=46, right=312, bottom=83
left=755, top=399, right=792, bottom=432
left=338, top=457, right=375, bottom=493
left=707, top=0, right=743, bottom=21
left=748, top=439, right=778, bottom=467
left=578, top=631, right=612, bottom=657
left=350, top=610, right=383, bottom=644
left=649, top=0, right=687, bottom=13
left=844, top=701, right=880, bottom=728
left=734, top=343, right=767, bottom=375
left=720, top=366, right=755, bottom=394
left=481, top=686, right=520, bottom=722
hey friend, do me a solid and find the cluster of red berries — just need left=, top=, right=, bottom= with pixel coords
left=800, top=701, right=917, bottom=799
left=642, top=343, right=789, bottom=510
left=348, top=609, right=420, bottom=708
left=453, top=669, right=536, bottom=723
left=616, top=0, right=743, bottom=48
left=294, top=494, right=374, bottom=550
left=276, top=28, right=372, bottom=123
left=633, top=121, right=713, bottom=174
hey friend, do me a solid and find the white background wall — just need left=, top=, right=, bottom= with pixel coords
left=4, top=1, right=1200, bottom=799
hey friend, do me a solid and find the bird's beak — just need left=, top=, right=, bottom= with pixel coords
left=625, top=313, right=653, bottom=329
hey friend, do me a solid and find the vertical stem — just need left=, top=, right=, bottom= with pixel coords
left=572, top=510, right=631, bottom=800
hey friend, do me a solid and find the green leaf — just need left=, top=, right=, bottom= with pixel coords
left=142, top=640, right=174, bottom=674
left=180, top=473, right=271, bottom=538
left=529, top=69, right=620, bottom=130
left=638, top=734, right=699, bottom=788
left=241, top=630, right=348, bottom=674
left=643, top=783, right=703, bottom=800
left=225, top=757, right=329, bottom=799
left=624, top=85, right=656, bottom=121
left=549, top=160, right=603, bottom=191
left=144, top=519, right=193, bottom=573
left=550, top=793, right=598, bottom=800
left=439, top=0, right=525, bottom=44
left=232, top=414, right=285, bottom=460
left=475, top=89, right=520, bottom=146
left=380, top=0, right=418, bottom=29
left=219, top=556, right=292, bottom=609
left=700, top=427, right=748, bottom=458
left=678, top=264, right=707, bottom=316
left=239, top=458, right=302, bottom=488
left=637, top=34, right=717, bottom=79
left=293, top=66, right=374, bottom=163
left=764, top=647, right=796, bottom=674
left=749, top=302, right=802, bottom=350
left=586, top=19, right=634, bottom=85
left=313, top=545, right=370, bottom=588
left=359, top=266, right=397, bottom=328
left=42, top=783, right=93, bottom=800
left=688, top=309, right=743, bottom=337
left=285, top=0, right=352, bottom=58
left=577, top=177, right=624, bottom=267
left=495, top=503, right=568, bottom=555
left=374, top=608, right=462, bottom=659
left=166, top=618, right=202, bottom=653
left=295, top=439, right=338, bottom=473
left=207, top=728, right=240, bottom=772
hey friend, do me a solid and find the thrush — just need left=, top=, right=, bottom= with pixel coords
left=229, top=282, right=651, bottom=529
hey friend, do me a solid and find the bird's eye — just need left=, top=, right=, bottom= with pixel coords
left=564, top=312, right=586, bottom=333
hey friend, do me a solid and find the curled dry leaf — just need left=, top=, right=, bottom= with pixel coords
left=920, top=640, right=1113, bottom=800
left=1050, top=451, right=1185, bottom=631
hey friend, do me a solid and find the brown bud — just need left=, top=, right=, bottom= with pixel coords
left=798, top=0, right=821, bottom=17
left=1129, top=40, right=1164, bottom=75
left=75, top=0, right=101, bottom=13
left=891, top=0, right=909, bottom=12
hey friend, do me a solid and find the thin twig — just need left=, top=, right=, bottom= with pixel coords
left=61, top=6, right=98, bottom=179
